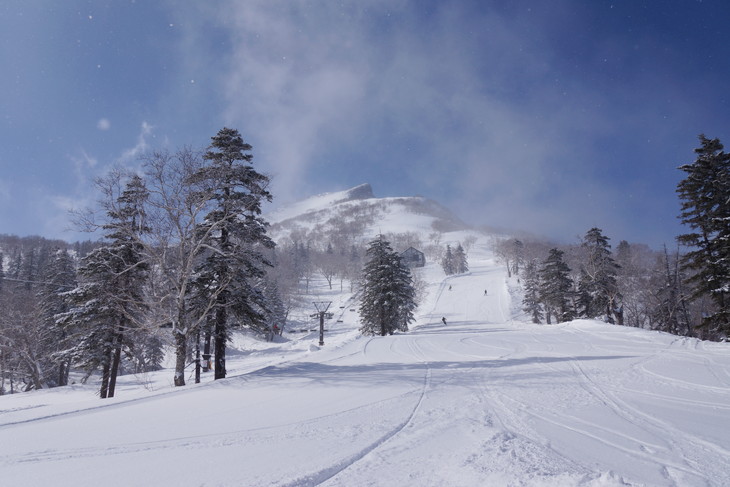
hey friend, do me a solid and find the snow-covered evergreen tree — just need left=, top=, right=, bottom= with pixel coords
left=522, top=259, right=543, bottom=324
left=677, top=134, right=730, bottom=339
left=577, top=228, right=621, bottom=324
left=359, top=236, right=416, bottom=336
left=453, top=243, right=468, bottom=274
left=441, top=244, right=455, bottom=275
left=539, top=248, right=574, bottom=324
left=36, top=249, right=77, bottom=387
left=189, top=127, right=275, bottom=379
left=511, top=239, right=524, bottom=276
left=57, top=175, right=149, bottom=398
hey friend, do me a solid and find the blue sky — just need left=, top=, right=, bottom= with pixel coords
left=1, top=0, right=728, bottom=248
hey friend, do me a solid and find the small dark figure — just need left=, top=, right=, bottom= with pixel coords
left=449, top=285, right=452, bottom=291
left=442, top=317, right=447, bottom=326
left=484, top=289, right=487, bottom=296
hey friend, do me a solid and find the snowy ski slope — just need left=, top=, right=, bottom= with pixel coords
left=1, top=197, right=729, bottom=486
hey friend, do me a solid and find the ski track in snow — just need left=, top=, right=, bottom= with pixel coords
left=281, top=338, right=433, bottom=487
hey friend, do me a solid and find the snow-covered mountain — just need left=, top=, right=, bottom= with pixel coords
left=1, top=186, right=730, bottom=487
left=266, top=183, right=469, bottom=243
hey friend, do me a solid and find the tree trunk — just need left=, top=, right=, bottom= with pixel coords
left=202, top=322, right=212, bottom=372
left=58, top=361, right=68, bottom=387
left=173, top=329, right=187, bottom=387
left=214, top=306, right=226, bottom=380
left=108, top=331, right=123, bottom=398
left=194, top=331, right=201, bottom=384
left=99, top=350, right=111, bottom=398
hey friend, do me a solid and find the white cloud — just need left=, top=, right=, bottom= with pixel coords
left=97, top=118, right=111, bottom=131
left=67, top=148, right=98, bottom=189
left=79, top=148, right=97, bottom=168
left=119, top=121, right=154, bottom=165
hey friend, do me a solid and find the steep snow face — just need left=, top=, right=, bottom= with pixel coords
left=266, top=183, right=374, bottom=224
left=340, top=182, right=375, bottom=201
left=266, top=183, right=468, bottom=244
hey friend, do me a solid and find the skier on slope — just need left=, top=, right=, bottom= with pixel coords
left=442, top=317, right=447, bottom=326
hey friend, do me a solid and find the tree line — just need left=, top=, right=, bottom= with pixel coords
left=513, top=134, right=730, bottom=341
left=1, top=128, right=281, bottom=395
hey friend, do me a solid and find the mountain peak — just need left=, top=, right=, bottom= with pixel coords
left=338, top=183, right=374, bottom=203
left=267, top=183, right=469, bottom=242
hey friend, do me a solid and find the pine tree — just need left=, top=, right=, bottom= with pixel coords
left=577, top=228, right=621, bottom=324
left=677, top=134, right=730, bottom=339
left=522, top=259, right=543, bottom=323
left=36, top=249, right=77, bottom=386
left=453, top=243, right=469, bottom=274
left=441, top=244, right=455, bottom=275
left=511, top=239, right=524, bottom=276
left=359, top=236, right=416, bottom=336
left=57, top=258, right=120, bottom=396
left=58, top=175, right=149, bottom=398
left=189, top=127, right=275, bottom=380
left=539, top=248, right=574, bottom=324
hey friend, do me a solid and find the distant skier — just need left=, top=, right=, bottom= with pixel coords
left=449, top=285, right=452, bottom=291
left=442, top=317, right=447, bottom=326
left=484, top=289, right=487, bottom=296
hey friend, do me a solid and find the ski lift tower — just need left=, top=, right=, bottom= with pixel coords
left=313, top=301, right=332, bottom=346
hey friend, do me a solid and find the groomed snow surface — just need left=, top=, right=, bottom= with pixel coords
left=2, top=236, right=729, bottom=487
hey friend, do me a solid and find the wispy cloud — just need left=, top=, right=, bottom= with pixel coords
left=119, top=121, right=154, bottom=165
left=69, top=148, right=97, bottom=180
left=97, top=118, right=111, bottom=131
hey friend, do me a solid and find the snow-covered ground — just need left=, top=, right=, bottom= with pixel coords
left=2, top=234, right=730, bottom=486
